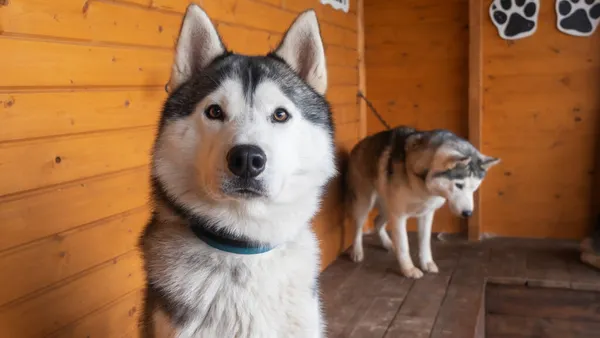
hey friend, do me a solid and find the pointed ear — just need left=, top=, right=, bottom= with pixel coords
left=273, top=10, right=328, bottom=95
left=481, top=156, right=501, bottom=170
left=168, top=4, right=226, bottom=91
left=405, top=132, right=426, bottom=152
left=444, top=155, right=471, bottom=170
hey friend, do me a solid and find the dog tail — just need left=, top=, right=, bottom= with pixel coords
left=334, top=147, right=355, bottom=218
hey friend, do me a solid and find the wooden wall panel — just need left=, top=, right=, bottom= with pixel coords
left=480, top=0, right=600, bottom=239
left=0, top=0, right=360, bottom=336
left=363, top=0, right=469, bottom=234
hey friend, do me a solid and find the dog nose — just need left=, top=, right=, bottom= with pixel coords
left=227, top=145, right=266, bottom=178
left=461, top=210, right=473, bottom=218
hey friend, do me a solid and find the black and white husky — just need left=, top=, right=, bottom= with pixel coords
left=139, top=5, right=336, bottom=337
left=346, top=127, right=500, bottom=279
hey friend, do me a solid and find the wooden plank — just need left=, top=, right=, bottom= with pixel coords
left=0, top=90, right=164, bottom=142
left=356, top=0, right=366, bottom=139
left=282, top=0, right=358, bottom=31
left=0, top=127, right=154, bottom=196
left=0, top=38, right=172, bottom=88
left=332, top=104, right=359, bottom=125
left=385, top=316, right=435, bottom=338
left=430, top=283, right=484, bottom=338
left=216, top=23, right=276, bottom=55
left=0, top=251, right=144, bottom=338
left=486, top=313, right=600, bottom=338
left=526, top=249, right=571, bottom=288
left=0, top=166, right=150, bottom=252
left=335, top=121, right=359, bottom=144
left=328, top=66, right=358, bottom=86
left=364, top=2, right=468, bottom=27
left=348, top=297, right=403, bottom=338
left=0, top=127, right=154, bottom=193
left=0, top=0, right=181, bottom=48
left=486, top=284, right=600, bottom=322
left=0, top=207, right=149, bottom=306
left=326, top=46, right=357, bottom=68
left=397, top=275, right=450, bottom=317
left=48, top=289, right=143, bottom=338
left=328, top=85, right=358, bottom=105
left=203, top=0, right=297, bottom=33
left=320, top=21, right=358, bottom=50
left=468, top=0, right=483, bottom=241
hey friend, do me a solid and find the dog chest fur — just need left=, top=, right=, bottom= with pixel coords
left=142, top=219, right=322, bottom=338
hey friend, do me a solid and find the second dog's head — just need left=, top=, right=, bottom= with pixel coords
left=152, top=5, right=336, bottom=242
left=406, top=131, right=500, bottom=218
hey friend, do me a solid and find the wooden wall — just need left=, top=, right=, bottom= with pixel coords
left=0, top=0, right=360, bottom=336
left=480, top=1, right=600, bottom=239
left=363, top=0, right=469, bottom=234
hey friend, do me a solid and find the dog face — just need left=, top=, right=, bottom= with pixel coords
left=426, top=148, right=500, bottom=218
left=151, top=5, right=336, bottom=242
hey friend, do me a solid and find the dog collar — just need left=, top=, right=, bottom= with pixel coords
left=151, top=177, right=276, bottom=255
left=190, top=224, right=275, bottom=255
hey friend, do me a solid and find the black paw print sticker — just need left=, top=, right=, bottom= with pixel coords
left=556, top=0, right=600, bottom=37
left=490, top=0, right=540, bottom=40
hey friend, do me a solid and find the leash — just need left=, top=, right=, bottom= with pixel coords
left=357, top=91, right=391, bottom=130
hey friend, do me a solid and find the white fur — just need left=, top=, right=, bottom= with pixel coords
left=146, top=5, right=335, bottom=337
left=274, top=11, right=328, bottom=95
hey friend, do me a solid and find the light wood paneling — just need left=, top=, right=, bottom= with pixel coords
left=480, top=0, right=600, bottom=239
left=0, top=251, right=144, bottom=338
left=363, top=0, right=469, bottom=234
left=0, top=90, right=164, bottom=142
left=0, top=0, right=360, bottom=336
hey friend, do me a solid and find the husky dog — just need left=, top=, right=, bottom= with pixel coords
left=346, top=126, right=500, bottom=278
left=139, top=5, right=336, bottom=337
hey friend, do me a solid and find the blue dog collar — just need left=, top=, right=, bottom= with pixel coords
left=190, top=225, right=275, bottom=255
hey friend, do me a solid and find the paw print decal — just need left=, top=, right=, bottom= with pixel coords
left=556, top=0, right=600, bottom=37
left=490, top=0, right=540, bottom=40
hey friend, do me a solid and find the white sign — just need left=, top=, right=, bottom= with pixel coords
left=321, top=0, right=349, bottom=13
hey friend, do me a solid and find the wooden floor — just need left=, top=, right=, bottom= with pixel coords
left=319, top=233, right=600, bottom=338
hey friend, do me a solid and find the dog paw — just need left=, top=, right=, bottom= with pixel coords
left=556, top=0, right=600, bottom=37
left=401, top=266, right=424, bottom=279
left=421, top=261, right=439, bottom=273
left=350, top=247, right=364, bottom=262
left=490, top=0, right=539, bottom=40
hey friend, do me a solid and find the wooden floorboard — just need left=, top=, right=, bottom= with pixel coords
left=319, top=233, right=600, bottom=337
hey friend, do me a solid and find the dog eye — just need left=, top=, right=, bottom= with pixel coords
left=455, top=183, right=464, bottom=190
left=272, top=108, right=290, bottom=123
left=205, top=104, right=225, bottom=121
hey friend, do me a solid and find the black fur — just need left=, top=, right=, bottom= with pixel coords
left=158, top=53, right=334, bottom=137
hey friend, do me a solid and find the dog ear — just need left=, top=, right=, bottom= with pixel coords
left=168, top=4, right=226, bottom=91
left=481, top=156, right=501, bottom=170
left=405, top=132, right=426, bottom=152
left=444, top=155, right=471, bottom=170
left=273, top=10, right=328, bottom=95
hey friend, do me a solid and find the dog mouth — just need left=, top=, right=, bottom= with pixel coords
left=222, top=178, right=267, bottom=199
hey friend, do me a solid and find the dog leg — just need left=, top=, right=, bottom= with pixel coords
left=391, top=216, right=423, bottom=279
left=349, top=196, right=373, bottom=262
left=374, top=213, right=393, bottom=251
left=418, top=211, right=438, bottom=273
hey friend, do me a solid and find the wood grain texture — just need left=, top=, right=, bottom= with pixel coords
left=0, top=1, right=360, bottom=336
left=468, top=0, right=483, bottom=241
left=0, top=90, right=164, bottom=142
left=363, top=0, right=468, bottom=234
left=480, top=0, right=600, bottom=239
left=0, top=251, right=144, bottom=338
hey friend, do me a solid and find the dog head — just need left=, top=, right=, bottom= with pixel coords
left=407, top=132, right=500, bottom=218
left=427, top=148, right=499, bottom=218
left=152, top=5, right=336, bottom=243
